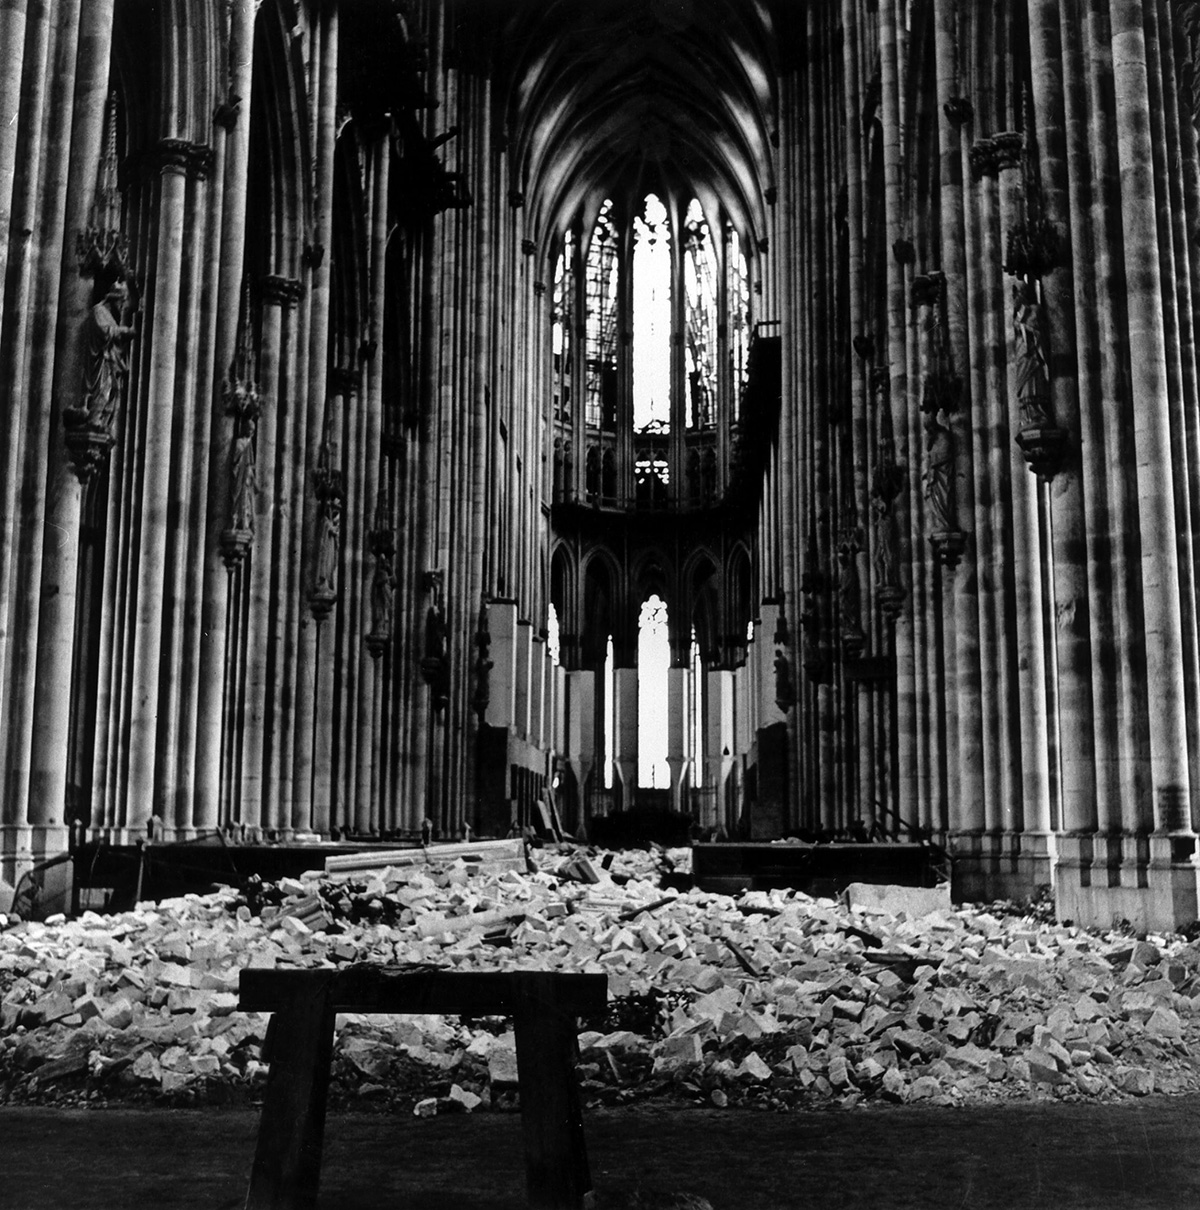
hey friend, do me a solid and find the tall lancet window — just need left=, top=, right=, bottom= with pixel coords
left=638, top=595, right=670, bottom=788
left=633, top=193, right=672, bottom=432
left=552, top=229, right=574, bottom=422
left=547, top=602, right=561, bottom=666
left=727, top=225, right=750, bottom=418
left=585, top=200, right=619, bottom=430
left=683, top=199, right=718, bottom=429
left=603, top=634, right=615, bottom=789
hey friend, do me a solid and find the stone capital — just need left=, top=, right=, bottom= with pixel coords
left=153, top=138, right=216, bottom=180
left=969, top=137, right=998, bottom=181
left=213, top=94, right=243, bottom=131
left=911, top=271, right=944, bottom=309
left=260, top=274, right=304, bottom=308
left=991, top=131, right=1025, bottom=173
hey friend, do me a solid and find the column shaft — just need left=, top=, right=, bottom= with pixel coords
left=1111, top=0, right=1191, bottom=830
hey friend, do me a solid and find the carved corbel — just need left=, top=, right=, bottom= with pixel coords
left=870, top=367, right=906, bottom=621
left=420, top=570, right=450, bottom=710
left=365, top=488, right=396, bottom=658
left=471, top=597, right=493, bottom=719
left=837, top=513, right=866, bottom=659
left=309, top=427, right=344, bottom=620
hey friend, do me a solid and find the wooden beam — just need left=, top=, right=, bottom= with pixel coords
left=239, top=965, right=607, bottom=1017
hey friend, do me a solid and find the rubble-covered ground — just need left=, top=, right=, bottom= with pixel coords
left=3, top=844, right=1200, bottom=1116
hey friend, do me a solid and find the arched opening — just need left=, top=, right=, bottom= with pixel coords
left=552, top=227, right=574, bottom=425
left=637, top=594, right=670, bottom=789
left=585, top=199, right=618, bottom=431
left=603, top=633, right=615, bottom=790
left=726, top=224, right=750, bottom=420
left=690, top=625, right=705, bottom=792
left=547, top=601, right=561, bottom=666
left=633, top=193, right=671, bottom=433
left=683, top=198, right=717, bottom=430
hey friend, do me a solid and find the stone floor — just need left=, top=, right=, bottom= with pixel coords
left=4, top=1097, right=1200, bottom=1209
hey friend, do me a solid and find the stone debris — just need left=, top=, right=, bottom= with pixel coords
left=845, top=882, right=953, bottom=919
left=3, top=850, right=1200, bottom=1115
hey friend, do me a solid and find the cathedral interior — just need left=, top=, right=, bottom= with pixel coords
left=4, top=0, right=1200, bottom=931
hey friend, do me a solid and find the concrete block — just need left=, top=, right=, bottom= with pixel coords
left=846, top=882, right=953, bottom=917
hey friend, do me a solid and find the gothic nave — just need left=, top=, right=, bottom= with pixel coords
left=4, top=0, right=1200, bottom=930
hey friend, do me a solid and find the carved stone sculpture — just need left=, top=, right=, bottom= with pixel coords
left=83, top=277, right=136, bottom=431
left=1011, top=279, right=1052, bottom=427
left=837, top=522, right=864, bottom=656
left=872, top=495, right=901, bottom=591
left=64, top=275, right=138, bottom=482
left=472, top=598, right=493, bottom=718
left=367, top=489, right=396, bottom=658
left=421, top=570, right=450, bottom=711
left=774, top=647, right=794, bottom=713
left=315, top=495, right=341, bottom=596
left=309, top=431, right=344, bottom=620
left=922, top=411, right=955, bottom=534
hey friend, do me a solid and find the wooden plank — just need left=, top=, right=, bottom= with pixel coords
left=244, top=980, right=336, bottom=1210
left=511, top=971, right=593, bottom=1210
left=324, top=837, right=525, bottom=873
left=239, top=966, right=607, bottom=1018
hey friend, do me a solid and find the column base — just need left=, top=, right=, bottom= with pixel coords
left=1055, top=834, right=1200, bottom=932
left=0, top=825, right=72, bottom=912
left=948, top=830, right=1056, bottom=903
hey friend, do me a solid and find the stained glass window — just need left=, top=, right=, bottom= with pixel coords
left=585, top=200, right=619, bottom=430
left=684, top=199, right=718, bottom=429
left=633, top=193, right=671, bottom=432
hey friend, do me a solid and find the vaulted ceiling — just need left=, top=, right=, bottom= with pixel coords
left=495, top=0, right=779, bottom=246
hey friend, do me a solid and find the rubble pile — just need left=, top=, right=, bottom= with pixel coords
left=3, top=841, right=1200, bottom=1114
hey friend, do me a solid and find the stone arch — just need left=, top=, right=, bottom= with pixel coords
left=629, top=547, right=673, bottom=615
left=549, top=542, right=576, bottom=665
left=580, top=547, right=621, bottom=669
left=726, top=541, right=753, bottom=661
left=684, top=550, right=721, bottom=665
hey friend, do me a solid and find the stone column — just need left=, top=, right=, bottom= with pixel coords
left=237, top=275, right=291, bottom=830
left=7, top=0, right=83, bottom=846
left=1027, top=0, right=1100, bottom=838
left=967, top=137, right=1020, bottom=847
left=291, top=2, right=337, bottom=833
left=312, top=373, right=349, bottom=832
left=1111, top=0, right=1191, bottom=834
left=0, top=0, right=29, bottom=362
left=484, top=599, right=518, bottom=730
left=988, top=135, right=1052, bottom=861
left=0, top=0, right=37, bottom=849
left=877, top=0, right=918, bottom=829
left=28, top=0, right=117, bottom=845
left=567, top=668, right=595, bottom=828
left=354, top=131, right=390, bottom=834
left=666, top=664, right=687, bottom=814
left=194, top=0, right=258, bottom=832
left=122, top=140, right=194, bottom=827
left=530, top=635, right=547, bottom=752
left=613, top=666, right=638, bottom=810
left=705, top=668, right=734, bottom=830
left=514, top=620, right=533, bottom=740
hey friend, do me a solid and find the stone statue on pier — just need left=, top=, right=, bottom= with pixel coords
left=83, top=275, right=136, bottom=430
left=227, top=377, right=260, bottom=533
left=1011, top=279, right=1052, bottom=427
left=371, top=554, right=396, bottom=639
left=922, top=411, right=955, bottom=533
left=230, top=429, right=257, bottom=531
left=774, top=647, right=794, bottom=712
left=314, top=494, right=342, bottom=596
left=837, top=526, right=863, bottom=634
left=872, top=494, right=900, bottom=588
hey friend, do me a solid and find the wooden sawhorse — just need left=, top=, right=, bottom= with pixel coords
left=238, top=966, right=607, bottom=1210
